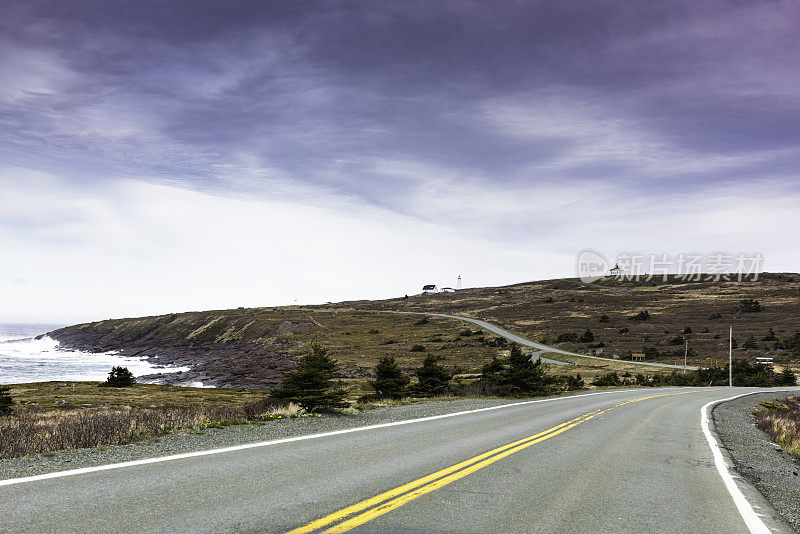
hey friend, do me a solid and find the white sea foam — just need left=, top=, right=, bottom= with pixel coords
left=0, top=334, right=188, bottom=385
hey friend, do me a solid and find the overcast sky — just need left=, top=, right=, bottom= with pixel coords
left=1, top=0, right=799, bottom=323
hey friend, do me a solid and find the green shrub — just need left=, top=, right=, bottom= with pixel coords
left=269, top=344, right=346, bottom=411
left=762, top=328, right=778, bottom=342
left=668, top=335, right=685, bottom=346
left=0, top=386, right=14, bottom=415
left=566, top=374, right=584, bottom=390
left=635, top=373, right=652, bottom=386
left=556, top=332, right=579, bottom=343
left=599, top=314, right=610, bottom=323
left=412, top=355, right=453, bottom=397
left=778, top=368, right=797, bottom=386
left=505, top=345, right=550, bottom=396
left=649, top=359, right=789, bottom=387
left=479, top=344, right=553, bottom=396
left=579, top=329, right=595, bottom=343
left=742, top=334, right=758, bottom=350
left=593, top=372, right=623, bottom=387
left=480, top=356, right=506, bottom=393
left=629, top=310, right=650, bottom=321
left=99, top=366, right=135, bottom=388
left=410, top=344, right=426, bottom=352
left=739, top=299, right=763, bottom=313
left=709, top=312, right=722, bottom=320
left=369, top=355, right=409, bottom=399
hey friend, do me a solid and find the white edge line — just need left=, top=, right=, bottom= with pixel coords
left=701, top=389, right=797, bottom=534
left=0, top=388, right=676, bottom=487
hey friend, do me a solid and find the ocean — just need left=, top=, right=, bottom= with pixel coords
left=0, top=323, right=188, bottom=385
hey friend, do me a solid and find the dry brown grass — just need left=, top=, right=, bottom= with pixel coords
left=754, top=396, right=800, bottom=457
left=0, top=391, right=305, bottom=459
left=5, top=381, right=269, bottom=410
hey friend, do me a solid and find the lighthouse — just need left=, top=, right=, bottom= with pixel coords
left=457, top=275, right=462, bottom=289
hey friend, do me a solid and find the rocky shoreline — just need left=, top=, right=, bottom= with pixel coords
left=48, top=327, right=299, bottom=389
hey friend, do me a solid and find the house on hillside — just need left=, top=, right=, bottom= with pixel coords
left=609, top=263, right=622, bottom=276
left=422, top=284, right=439, bottom=294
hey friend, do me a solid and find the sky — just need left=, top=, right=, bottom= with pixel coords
left=1, top=0, right=799, bottom=323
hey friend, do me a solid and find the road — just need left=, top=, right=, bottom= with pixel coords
left=1, top=387, right=791, bottom=533
left=375, top=310, right=700, bottom=370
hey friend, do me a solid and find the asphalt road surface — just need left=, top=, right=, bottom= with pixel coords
left=2, top=387, right=791, bottom=533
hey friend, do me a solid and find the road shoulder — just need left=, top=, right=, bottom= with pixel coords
left=714, top=392, right=800, bottom=532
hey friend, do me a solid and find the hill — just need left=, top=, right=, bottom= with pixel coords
left=50, top=273, right=800, bottom=389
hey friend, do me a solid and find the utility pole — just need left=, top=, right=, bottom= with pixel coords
left=729, top=326, right=733, bottom=387
left=684, top=338, right=688, bottom=374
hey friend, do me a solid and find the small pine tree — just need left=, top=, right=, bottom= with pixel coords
left=506, top=345, right=548, bottom=395
left=579, top=329, right=595, bottom=343
left=740, top=299, right=763, bottom=313
left=100, top=366, right=136, bottom=387
left=480, top=356, right=506, bottom=394
left=778, top=368, right=797, bottom=386
left=566, top=374, right=584, bottom=390
left=270, top=344, right=347, bottom=411
left=369, top=356, right=410, bottom=399
left=742, top=334, right=758, bottom=350
left=762, top=328, right=777, bottom=342
left=775, top=367, right=797, bottom=386
left=0, top=385, right=14, bottom=415
left=413, top=355, right=453, bottom=397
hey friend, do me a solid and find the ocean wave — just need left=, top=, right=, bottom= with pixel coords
left=0, top=335, right=188, bottom=385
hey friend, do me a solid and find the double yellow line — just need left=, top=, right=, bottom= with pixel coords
left=288, top=391, right=698, bottom=534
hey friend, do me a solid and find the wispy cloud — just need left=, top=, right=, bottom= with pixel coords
left=1, top=0, right=799, bottom=321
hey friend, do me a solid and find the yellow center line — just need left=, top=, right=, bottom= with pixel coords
left=288, top=391, right=703, bottom=534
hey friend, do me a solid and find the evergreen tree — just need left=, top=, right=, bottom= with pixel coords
left=739, top=299, right=763, bottom=312
left=762, top=328, right=777, bottom=342
left=0, top=386, right=14, bottom=415
left=566, top=374, right=585, bottom=390
left=413, top=355, right=453, bottom=397
left=480, top=356, right=506, bottom=394
left=742, top=334, right=758, bottom=350
left=369, top=355, right=409, bottom=399
left=100, top=366, right=136, bottom=387
left=270, top=344, right=347, bottom=411
left=506, top=345, right=548, bottom=395
left=579, top=329, right=595, bottom=343
left=778, top=368, right=797, bottom=386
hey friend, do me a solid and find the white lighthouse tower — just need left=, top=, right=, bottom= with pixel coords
left=457, top=275, right=462, bottom=289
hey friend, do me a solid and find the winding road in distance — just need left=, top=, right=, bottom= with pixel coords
left=1, top=387, right=794, bottom=533
left=374, top=310, right=700, bottom=370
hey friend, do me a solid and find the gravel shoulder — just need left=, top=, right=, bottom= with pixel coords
left=0, top=397, right=522, bottom=481
left=714, top=391, right=800, bottom=532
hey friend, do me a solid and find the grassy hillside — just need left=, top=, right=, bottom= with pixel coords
left=346, top=273, right=800, bottom=367
left=52, top=272, right=800, bottom=388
